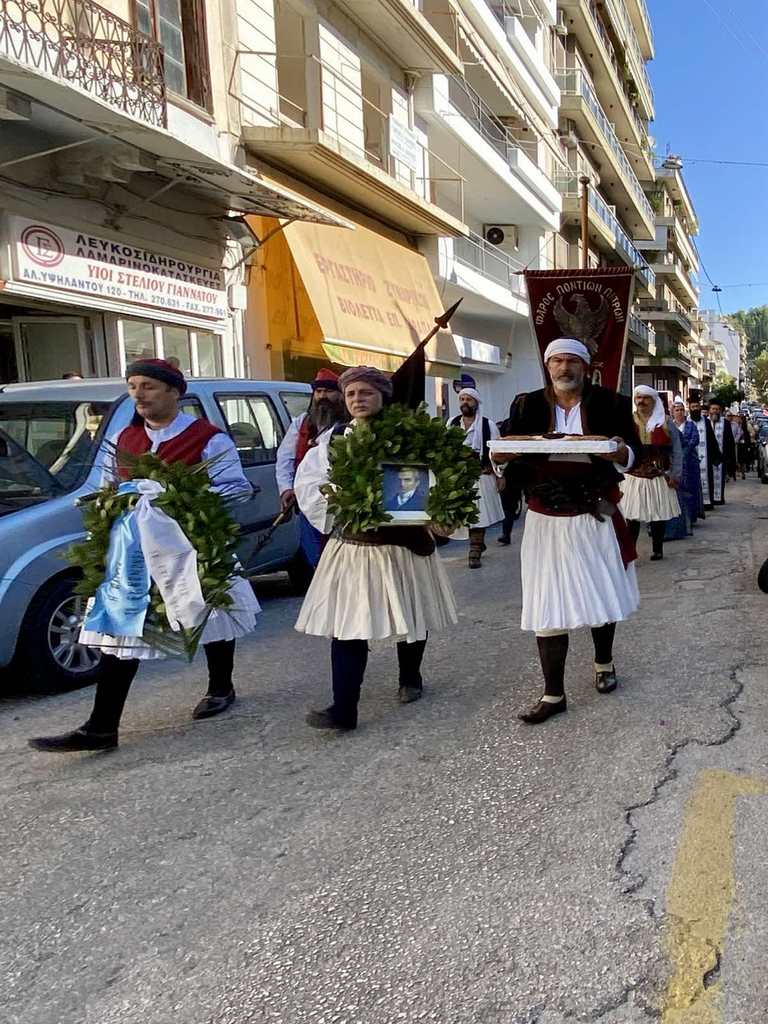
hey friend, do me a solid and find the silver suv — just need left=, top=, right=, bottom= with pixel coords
left=0, top=377, right=312, bottom=690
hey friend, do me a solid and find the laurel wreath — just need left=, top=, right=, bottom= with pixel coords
left=67, top=450, right=240, bottom=658
left=323, top=404, right=481, bottom=534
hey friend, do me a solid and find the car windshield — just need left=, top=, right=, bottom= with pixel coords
left=0, top=400, right=114, bottom=503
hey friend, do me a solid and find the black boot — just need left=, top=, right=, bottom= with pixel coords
left=650, top=521, right=665, bottom=561
left=28, top=655, right=139, bottom=751
left=591, top=622, right=617, bottom=694
left=192, top=640, right=236, bottom=720
left=397, top=636, right=427, bottom=703
left=307, top=639, right=366, bottom=730
left=519, top=634, right=569, bottom=725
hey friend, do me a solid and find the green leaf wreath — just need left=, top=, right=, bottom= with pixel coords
left=68, top=451, right=241, bottom=658
left=324, top=403, right=481, bottom=534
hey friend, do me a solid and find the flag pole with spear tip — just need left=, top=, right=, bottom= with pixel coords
left=390, top=298, right=463, bottom=409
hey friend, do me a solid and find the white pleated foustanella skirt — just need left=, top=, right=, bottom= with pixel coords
left=295, top=537, right=458, bottom=644
left=520, top=510, right=639, bottom=633
left=619, top=474, right=681, bottom=523
left=79, top=576, right=260, bottom=661
left=453, top=473, right=504, bottom=540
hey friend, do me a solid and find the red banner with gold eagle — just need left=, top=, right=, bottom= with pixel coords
left=524, top=268, right=635, bottom=392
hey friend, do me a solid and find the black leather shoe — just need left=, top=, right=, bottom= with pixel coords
left=398, top=686, right=423, bottom=704
left=518, top=698, right=567, bottom=725
left=595, top=669, right=618, bottom=694
left=497, top=535, right=511, bottom=546
left=650, top=552, right=663, bottom=561
left=306, top=707, right=356, bottom=731
left=192, top=689, right=235, bottom=720
left=28, top=726, right=118, bottom=752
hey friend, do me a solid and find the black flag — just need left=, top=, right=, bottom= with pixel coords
left=390, top=299, right=462, bottom=410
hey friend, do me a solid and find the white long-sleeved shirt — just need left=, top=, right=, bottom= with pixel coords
left=105, top=412, right=252, bottom=502
left=293, top=426, right=334, bottom=533
left=275, top=413, right=307, bottom=495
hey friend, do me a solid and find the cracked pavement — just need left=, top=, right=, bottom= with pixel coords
left=1, top=480, right=767, bottom=1024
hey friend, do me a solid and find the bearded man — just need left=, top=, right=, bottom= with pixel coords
left=496, top=338, right=642, bottom=725
left=275, top=368, right=345, bottom=567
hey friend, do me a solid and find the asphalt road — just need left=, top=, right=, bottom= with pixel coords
left=2, top=479, right=767, bottom=1024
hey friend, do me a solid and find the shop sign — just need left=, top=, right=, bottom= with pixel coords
left=388, top=118, right=421, bottom=173
left=8, top=217, right=228, bottom=320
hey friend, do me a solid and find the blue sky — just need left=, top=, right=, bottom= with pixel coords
left=648, top=0, right=768, bottom=314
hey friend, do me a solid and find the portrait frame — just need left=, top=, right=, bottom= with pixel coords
left=380, top=462, right=434, bottom=524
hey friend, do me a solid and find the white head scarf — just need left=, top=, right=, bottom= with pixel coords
left=633, top=384, right=666, bottom=431
left=543, top=338, right=591, bottom=364
left=457, top=388, right=484, bottom=452
left=673, top=394, right=685, bottom=407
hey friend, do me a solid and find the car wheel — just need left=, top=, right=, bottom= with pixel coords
left=15, top=576, right=103, bottom=692
left=287, top=553, right=314, bottom=594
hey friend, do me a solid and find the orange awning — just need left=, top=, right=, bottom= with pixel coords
left=282, top=221, right=460, bottom=377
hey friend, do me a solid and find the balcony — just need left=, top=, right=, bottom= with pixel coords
left=558, top=0, right=654, bottom=175
left=656, top=163, right=700, bottom=234
left=416, top=75, right=561, bottom=230
left=556, top=175, right=655, bottom=297
left=648, top=253, right=699, bottom=308
left=330, top=0, right=462, bottom=76
left=625, top=0, right=654, bottom=59
left=425, top=230, right=529, bottom=320
left=637, top=291, right=694, bottom=335
left=242, top=56, right=467, bottom=236
left=600, top=0, right=654, bottom=120
left=557, top=68, right=654, bottom=238
left=629, top=313, right=651, bottom=350
left=0, top=0, right=166, bottom=126
left=479, top=0, right=560, bottom=125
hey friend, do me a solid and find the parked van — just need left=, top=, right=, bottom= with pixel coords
left=0, top=377, right=312, bottom=690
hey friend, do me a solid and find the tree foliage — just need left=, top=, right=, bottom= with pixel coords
left=752, top=351, right=768, bottom=404
left=730, top=306, right=768, bottom=364
left=711, top=372, right=743, bottom=408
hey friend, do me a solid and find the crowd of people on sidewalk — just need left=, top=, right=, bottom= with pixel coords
left=25, top=345, right=761, bottom=752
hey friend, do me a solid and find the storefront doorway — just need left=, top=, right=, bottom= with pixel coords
left=0, top=309, right=94, bottom=384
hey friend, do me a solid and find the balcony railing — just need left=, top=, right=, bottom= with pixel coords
left=556, top=175, right=655, bottom=291
left=601, top=0, right=653, bottom=112
left=447, top=76, right=541, bottom=168
left=0, top=0, right=167, bottom=126
left=452, top=230, right=527, bottom=297
left=556, top=68, right=654, bottom=224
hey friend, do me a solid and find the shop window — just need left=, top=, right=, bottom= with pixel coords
left=134, top=0, right=212, bottom=112
left=122, top=320, right=156, bottom=362
left=162, top=326, right=192, bottom=375
left=216, top=394, right=282, bottom=466
left=196, top=331, right=223, bottom=377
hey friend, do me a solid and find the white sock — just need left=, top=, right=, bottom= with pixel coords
left=594, top=662, right=614, bottom=674
left=540, top=694, right=565, bottom=704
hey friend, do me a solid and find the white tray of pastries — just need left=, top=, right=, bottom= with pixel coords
left=488, top=434, right=618, bottom=459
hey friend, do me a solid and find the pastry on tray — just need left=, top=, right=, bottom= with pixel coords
left=488, top=433, right=618, bottom=461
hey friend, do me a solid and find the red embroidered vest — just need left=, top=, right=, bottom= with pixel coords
left=116, top=417, right=222, bottom=480
left=294, top=413, right=317, bottom=467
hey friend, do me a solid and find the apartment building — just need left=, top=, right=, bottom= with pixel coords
left=633, top=157, right=703, bottom=398
left=0, top=0, right=340, bottom=381
left=230, top=0, right=565, bottom=420
left=552, top=0, right=657, bottom=393
left=699, top=311, right=746, bottom=390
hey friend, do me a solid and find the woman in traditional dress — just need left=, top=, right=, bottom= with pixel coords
left=620, top=385, right=683, bottom=562
left=293, top=367, right=458, bottom=731
left=665, top=396, right=704, bottom=540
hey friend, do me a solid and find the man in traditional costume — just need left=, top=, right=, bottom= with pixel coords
left=620, top=386, right=682, bottom=561
left=707, top=397, right=737, bottom=504
left=29, top=359, right=260, bottom=752
left=275, top=368, right=344, bottom=567
left=293, top=366, right=458, bottom=731
left=688, top=392, right=721, bottom=511
left=448, top=387, right=504, bottom=568
left=666, top=396, right=704, bottom=540
left=497, top=339, right=641, bottom=726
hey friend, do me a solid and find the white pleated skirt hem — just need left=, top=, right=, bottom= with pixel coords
left=453, top=473, right=503, bottom=539
left=520, top=510, right=639, bottom=632
left=620, top=474, right=681, bottom=522
left=79, top=576, right=261, bottom=661
left=295, top=537, right=458, bottom=643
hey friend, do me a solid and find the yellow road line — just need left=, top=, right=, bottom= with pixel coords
left=661, top=769, right=768, bottom=1023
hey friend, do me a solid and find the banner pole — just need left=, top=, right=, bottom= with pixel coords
left=580, top=176, right=590, bottom=270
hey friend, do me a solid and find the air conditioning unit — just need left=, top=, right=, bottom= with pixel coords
left=484, top=224, right=519, bottom=250
left=555, top=12, right=568, bottom=36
